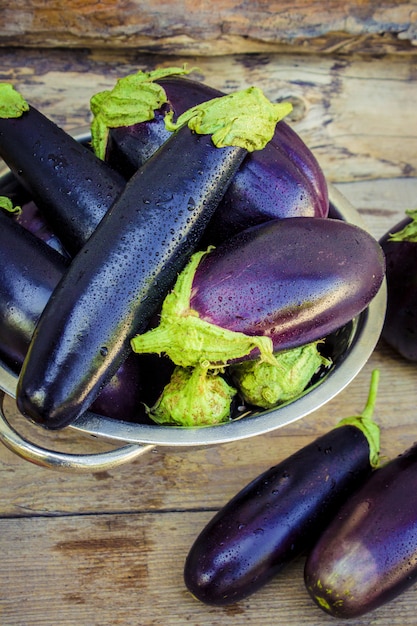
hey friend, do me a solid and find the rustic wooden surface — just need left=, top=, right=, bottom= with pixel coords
left=0, top=47, right=417, bottom=625
left=1, top=0, right=417, bottom=55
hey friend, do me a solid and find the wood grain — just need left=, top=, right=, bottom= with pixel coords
left=1, top=0, right=417, bottom=55
left=1, top=47, right=416, bottom=184
left=0, top=46, right=417, bottom=625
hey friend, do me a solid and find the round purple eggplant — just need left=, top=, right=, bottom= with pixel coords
left=304, top=440, right=417, bottom=619
left=379, top=210, right=417, bottom=361
left=101, top=74, right=329, bottom=244
left=131, top=217, right=386, bottom=368
left=184, top=370, right=380, bottom=606
left=0, top=210, right=144, bottom=422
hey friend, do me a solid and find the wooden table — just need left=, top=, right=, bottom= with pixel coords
left=0, top=44, right=417, bottom=625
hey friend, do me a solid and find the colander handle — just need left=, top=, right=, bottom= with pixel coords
left=0, top=391, right=155, bottom=471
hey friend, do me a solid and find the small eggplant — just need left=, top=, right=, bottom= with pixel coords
left=0, top=180, right=68, bottom=255
left=304, top=438, right=417, bottom=619
left=131, top=217, right=386, bottom=368
left=184, top=370, right=380, bottom=606
left=92, top=72, right=329, bottom=245
left=379, top=209, right=417, bottom=361
left=17, top=87, right=289, bottom=429
left=0, top=209, right=144, bottom=421
left=0, top=82, right=125, bottom=255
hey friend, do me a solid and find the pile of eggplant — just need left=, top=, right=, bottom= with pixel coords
left=3, top=67, right=417, bottom=621
left=0, top=68, right=384, bottom=431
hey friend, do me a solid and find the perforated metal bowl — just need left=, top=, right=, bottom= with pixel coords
left=0, top=129, right=387, bottom=470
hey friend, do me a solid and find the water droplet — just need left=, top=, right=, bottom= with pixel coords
left=100, top=346, right=108, bottom=357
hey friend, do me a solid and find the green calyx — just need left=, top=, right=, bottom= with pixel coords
left=164, top=86, right=293, bottom=151
left=90, top=65, right=194, bottom=159
left=335, top=369, right=381, bottom=469
left=0, top=195, right=21, bottom=214
left=231, top=341, right=329, bottom=409
left=130, top=248, right=275, bottom=368
left=147, top=364, right=236, bottom=427
left=0, top=83, right=29, bottom=119
left=389, top=209, right=417, bottom=242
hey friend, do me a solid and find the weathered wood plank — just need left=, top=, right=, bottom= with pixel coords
left=1, top=346, right=416, bottom=517
left=1, top=509, right=417, bottom=625
left=1, top=0, right=417, bottom=55
left=1, top=47, right=416, bottom=184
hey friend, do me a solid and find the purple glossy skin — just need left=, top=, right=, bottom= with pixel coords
left=0, top=210, right=144, bottom=422
left=304, top=443, right=417, bottom=619
left=0, top=105, right=125, bottom=255
left=16, top=126, right=246, bottom=429
left=15, top=200, right=69, bottom=256
left=184, top=424, right=373, bottom=606
left=189, top=217, right=385, bottom=354
left=379, top=218, right=417, bottom=361
left=107, top=76, right=329, bottom=244
left=106, top=78, right=222, bottom=177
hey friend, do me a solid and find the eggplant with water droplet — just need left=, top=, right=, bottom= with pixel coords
left=304, top=438, right=417, bottom=619
left=379, top=209, right=417, bottom=361
left=184, top=370, right=380, bottom=606
left=0, top=210, right=144, bottom=421
left=131, top=217, right=386, bottom=369
left=0, top=83, right=125, bottom=255
left=92, top=73, right=329, bottom=244
left=17, top=88, right=288, bottom=429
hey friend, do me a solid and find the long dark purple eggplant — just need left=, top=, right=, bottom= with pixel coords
left=304, top=438, right=417, bottom=619
left=17, top=88, right=287, bottom=429
left=184, top=370, right=380, bottom=606
left=93, top=73, right=329, bottom=245
left=0, top=83, right=125, bottom=255
left=0, top=209, right=144, bottom=421
left=379, top=209, right=417, bottom=361
left=131, top=217, right=386, bottom=367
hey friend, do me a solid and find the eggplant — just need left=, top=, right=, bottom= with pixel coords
left=0, top=176, right=67, bottom=255
left=131, top=217, right=386, bottom=368
left=379, top=209, right=417, bottom=361
left=184, top=370, right=381, bottom=606
left=93, top=73, right=329, bottom=244
left=0, top=209, right=144, bottom=421
left=304, top=439, right=417, bottom=619
left=103, top=75, right=222, bottom=175
left=17, top=87, right=287, bottom=429
left=15, top=200, right=68, bottom=256
left=0, top=82, right=125, bottom=255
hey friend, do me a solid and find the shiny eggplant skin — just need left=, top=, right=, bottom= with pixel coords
left=107, top=76, right=329, bottom=244
left=0, top=210, right=67, bottom=373
left=16, top=125, right=246, bottom=429
left=189, top=217, right=385, bottom=355
left=304, top=443, right=417, bottom=619
left=184, top=424, right=374, bottom=606
left=106, top=77, right=222, bottom=176
left=379, top=217, right=417, bottom=361
left=0, top=210, right=143, bottom=421
left=0, top=173, right=67, bottom=253
left=0, top=105, right=125, bottom=255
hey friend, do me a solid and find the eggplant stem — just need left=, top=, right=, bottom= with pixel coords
left=335, top=369, right=381, bottom=469
left=361, top=369, right=380, bottom=421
